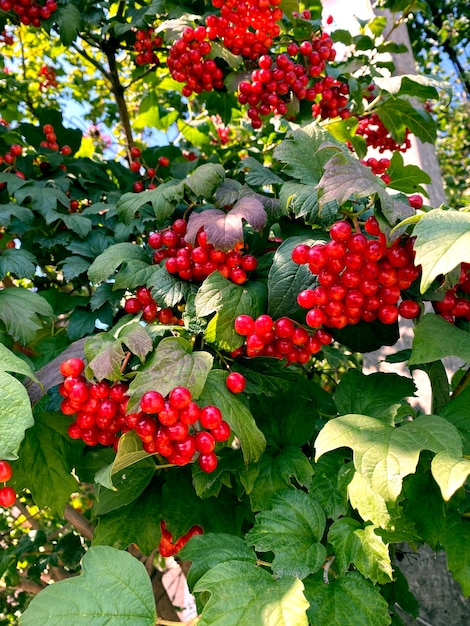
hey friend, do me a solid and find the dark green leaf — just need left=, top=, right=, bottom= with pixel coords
left=246, top=490, right=327, bottom=579
left=94, top=459, right=156, bottom=516
left=0, top=288, right=53, bottom=344
left=331, top=318, right=399, bottom=353
left=0, top=248, right=36, bottom=280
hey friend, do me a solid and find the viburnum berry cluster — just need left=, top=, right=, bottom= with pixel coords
left=130, top=149, right=170, bottom=192
left=233, top=314, right=333, bottom=362
left=356, top=113, right=411, bottom=153
left=292, top=217, right=422, bottom=330
left=59, top=358, right=129, bottom=448
left=123, top=286, right=183, bottom=325
left=149, top=219, right=258, bottom=285
left=135, top=386, right=231, bottom=472
left=0, top=0, right=57, bottom=26
left=0, top=460, right=16, bottom=508
left=133, top=28, right=163, bottom=67
left=361, top=156, right=391, bottom=184
left=206, top=0, right=283, bottom=60
left=167, top=26, right=224, bottom=98
left=158, top=520, right=203, bottom=558
left=432, top=263, right=470, bottom=324
left=38, top=64, right=58, bottom=90
left=238, top=33, right=348, bottom=129
left=39, top=123, right=72, bottom=154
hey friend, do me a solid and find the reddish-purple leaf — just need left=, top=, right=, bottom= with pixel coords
left=185, top=197, right=267, bottom=251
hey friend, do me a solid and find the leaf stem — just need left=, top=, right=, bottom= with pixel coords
left=451, top=366, right=470, bottom=398
left=256, top=559, right=272, bottom=568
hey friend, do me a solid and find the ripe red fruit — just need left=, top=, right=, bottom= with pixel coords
left=0, top=460, right=13, bottom=482
left=198, top=451, right=218, bottom=473
left=399, top=299, right=421, bottom=319
left=408, top=194, right=423, bottom=209
left=199, top=405, right=222, bottom=429
left=60, top=358, right=85, bottom=378
left=140, top=390, right=165, bottom=414
left=158, top=155, right=170, bottom=167
left=211, top=420, right=231, bottom=442
left=234, top=314, right=255, bottom=336
left=226, top=372, right=246, bottom=394
left=0, top=486, right=16, bottom=507
left=168, top=386, right=192, bottom=410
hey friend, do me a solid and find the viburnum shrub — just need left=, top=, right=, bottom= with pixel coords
left=0, top=2, right=469, bottom=625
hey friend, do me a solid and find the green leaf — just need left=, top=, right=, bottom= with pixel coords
left=60, top=256, right=91, bottom=281
left=199, top=370, right=266, bottom=464
left=20, top=546, right=156, bottom=626
left=86, top=334, right=125, bottom=381
left=195, top=272, right=267, bottom=351
left=410, top=313, right=470, bottom=364
left=330, top=318, right=399, bottom=353
left=310, top=453, right=350, bottom=520
left=334, top=370, right=416, bottom=424
left=61, top=212, right=93, bottom=238
left=11, top=410, right=82, bottom=516
left=0, top=288, right=53, bottom=344
left=0, top=342, right=38, bottom=381
left=353, top=525, right=393, bottom=583
left=55, top=3, right=82, bottom=45
left=273, top=123, right=345, bottom=185
left=94, top=432, right=152, bottom=490
left=375, top=75, right=440, bottom=102
left=268, top=236, right=322, bottom=320
left=315, top=413, right=465, bottom=503
left=440, top=514, right=470, bottom=596
left=279, top=181, right=339, bottom=226
left=327, top=517, right=362, bottom=575
left=239, top=157, right=284, bottom=187
left=387, top=151, right=431, bottom=195
left=378, top=98, right=436, bottom=144
left=179, top=533, right=257, bottom=589
left=194, top=562, right=309, bottom=626
left=88, top=243, right=149, bottom=284
left=0, top=248, right=37, bottom=280
left=14, top=185, right=69, bottom=215
left=147, top=264, right=191, bottom=307
left=185, top=162, right=225, bottom=197
left=303, top=571, right=392, bottom=626
left=0, top=371, right=34, bottom=460
left=326, top=116, right=367, bottom=159
left=94, top=458, right=156, bottom=516
left=246, top=490, right=327, bottom=579
left=316, top=150, right=386, bottom=207
left=430, top=452, right=470, bottom=501
left=116, top=182, right=183, bottom=225
left=126, top=337, right=213, bottom=412
left=0, top=202, right=33, bottom=227
left=241, top=447, right=313, bottom=511
left=114, top=260, right=155, bottom=291
left=440, top=387, right=470, bottom=455
left=347, top=471, right=392, bottom=528
left=412, top=209, right=470, bottom=293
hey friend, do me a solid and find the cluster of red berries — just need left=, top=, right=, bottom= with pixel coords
left=59, top=360, right=231, bottom=473
left=167, top=26, right=224, bottom=98
left=129, top=147, right=170, bottom=192
left=59, top=358, right=129, bottom=449
left=361, top=156, right=391, bottom=184
left=0, top=0, right=57, bottom=26
left=38, top=64, right=57, bottom=90
left=149, top=219, right=258, bottom=285
left=39, top=123, right=72, bottom=154
left=432, top=263, right=470, bottom=324
left=292, top=217, right=422, bottom=330
left=135, top=387, right=231, bottom=473
left=123, top=286, right=183, bottom=325
left=133, top=28, right=163, bottom=67
left=0, top=142, right=23, bottom=166
left=0, top=460, right=16, bottom=508
left=237, top=33, right=347, bottom=128
left=356, top=114, right=411, bottom=153
left=159, top=520, right=203, bottom=558
left=233, top=314, right=333, bottom=362
left=206, top=0, right=283, bottom=60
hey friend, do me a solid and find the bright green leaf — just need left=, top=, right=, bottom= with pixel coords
left=0, top=288, right=54, bottom=344
left=194, top=561, right=309, bottom=626
left=0, top=371, right=34, bottom=460
left=412, top=209, right=470, bottom=293
left=20, top=546, right=156, bottom=626
left=88, top=243, right=149, bottom=284
left=410, top=313, right=470, bottom=364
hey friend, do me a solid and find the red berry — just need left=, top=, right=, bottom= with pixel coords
left=399, top=299, right=421, bottom=319
left=234, top=314, right=255, bottom=336
left=199, top=405, right=222, bottom=429
left=168, top=386, right=192, bottom=410
left=0, top=460, right=13, bottom=482
left=211, top=420, right=231, bottom=442
left=60, top=358, right=85, bottom=378
left=195, top=430, right=216, bottom=454
left=158, top=156, right=170, bottom=167
left=140, top=390, right=165, bottom=414
left=198, top=452, right=218, bottom=473
left=0, top=486, right=16, bottom=507
left=226, top=372, right=246, bottom=394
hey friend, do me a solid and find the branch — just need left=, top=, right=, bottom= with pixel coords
left=63, top=503, right=94, bottom=541
left=17, top=578, right=45, bottom=595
